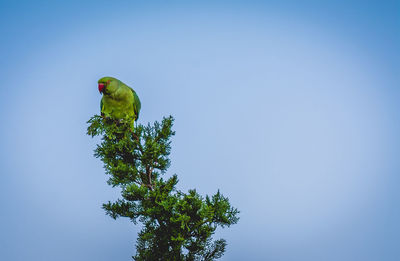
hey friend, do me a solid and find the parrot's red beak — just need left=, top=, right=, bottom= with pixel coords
left=98, top=83, right=105, bottom=93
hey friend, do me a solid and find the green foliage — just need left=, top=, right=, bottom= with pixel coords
left=87, top=115, right=239, bottom=260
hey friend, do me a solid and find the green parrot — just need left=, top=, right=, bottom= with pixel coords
left=98, top=76, right=141, bottom=127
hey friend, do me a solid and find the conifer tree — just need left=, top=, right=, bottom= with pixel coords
left=87, top=115, right=239, bottom=260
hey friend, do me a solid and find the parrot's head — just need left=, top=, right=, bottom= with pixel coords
left=98, top=77, right=119, bottom=95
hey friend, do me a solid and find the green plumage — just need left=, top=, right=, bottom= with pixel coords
left=98, top=77, right=141, bottom=127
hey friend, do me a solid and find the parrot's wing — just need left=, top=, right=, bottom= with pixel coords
left=129, top=87, right=141, bottom=121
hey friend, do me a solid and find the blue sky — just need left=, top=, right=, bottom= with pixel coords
left=1, top=1, right=399, bottom=260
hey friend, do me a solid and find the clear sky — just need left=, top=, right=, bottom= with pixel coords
left=1, top=1, right=399, bottom=260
